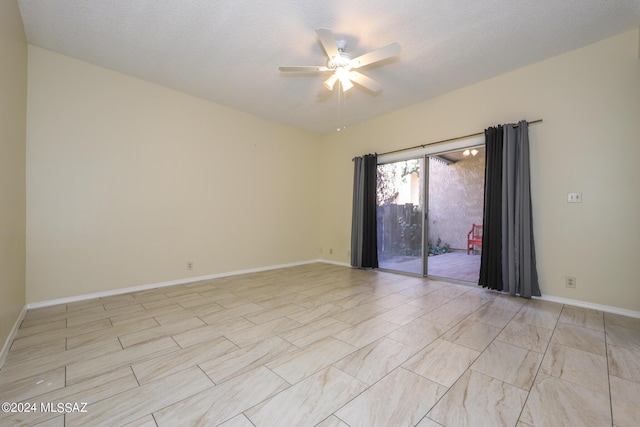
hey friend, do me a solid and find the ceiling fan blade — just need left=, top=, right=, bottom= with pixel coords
left=349, top=71, right=382, bottom=92
left=350, top=42, right=401, bottom=68
left=279, top=66, right=330, bottom=72
left=316, top=28, right=340, bottom=59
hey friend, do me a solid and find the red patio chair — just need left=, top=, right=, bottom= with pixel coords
left=467, top=224, right=483, bottom=254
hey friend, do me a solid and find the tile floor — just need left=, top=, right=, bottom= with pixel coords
left=0, top=263, right=639, bottom=426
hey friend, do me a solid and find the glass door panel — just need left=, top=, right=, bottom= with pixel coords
left=376, top=158, right=424, bottom=275
left=425, top=147, right=485, bottom=282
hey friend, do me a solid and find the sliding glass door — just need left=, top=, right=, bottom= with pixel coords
left=376, top=158, right=424, bottom=274
left=376, top=146, right=484, bottom=283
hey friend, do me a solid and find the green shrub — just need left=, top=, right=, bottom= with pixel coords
left=428, top=238, right=450, bottom=256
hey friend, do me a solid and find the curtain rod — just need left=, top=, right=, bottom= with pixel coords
left=372, top=119, right=543, bottom=158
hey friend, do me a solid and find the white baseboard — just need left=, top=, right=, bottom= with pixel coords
left=11, top=260, right=639, bottom=366
left=0, top=305, right=27, bottom=370
left=535, top=294, right=640, bottom=319
left=317, top=259, right=351, bottom=267
left=26, top=259, right=325, bottom=310
left=20, top=258, right=640, bottom=318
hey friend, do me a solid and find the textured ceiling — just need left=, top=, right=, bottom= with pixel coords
left=17, top=0, right=640, bottom=134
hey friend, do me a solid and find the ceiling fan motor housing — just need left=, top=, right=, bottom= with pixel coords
left=328, top=51, right=352, bottom=70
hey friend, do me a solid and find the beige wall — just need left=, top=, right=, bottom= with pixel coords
left=0, top=0, right=27, bottom=348
left=26, top=47, right=321, bottom=302
left=319, top=30, right=640, bottom=312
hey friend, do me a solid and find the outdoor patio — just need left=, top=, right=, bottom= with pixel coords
left=378, top=251, right=481, bottom=283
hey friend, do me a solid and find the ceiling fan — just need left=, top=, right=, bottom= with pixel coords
left=279, top=28, right=401, bottom=93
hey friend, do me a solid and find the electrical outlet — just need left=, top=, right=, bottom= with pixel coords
left=565, top=276, right=576, bottom=288
left=187, top=262, right=193, bottom=270
left=329, top=248, right=333, bottom=254
left=567, top=192, right=582, bottom=203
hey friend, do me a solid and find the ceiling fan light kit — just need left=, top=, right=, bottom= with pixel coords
left=279, top=28, right=400, bottom=93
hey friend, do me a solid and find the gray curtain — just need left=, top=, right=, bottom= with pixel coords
left=479, top=126, right=504, bottom=290
left=502, top=121, right=540, bottom=297
left=351, top=154, right=378, bottom=268
left=481, top=120, right=540, bottom=297
left=351, top=157, right=365, bottom=266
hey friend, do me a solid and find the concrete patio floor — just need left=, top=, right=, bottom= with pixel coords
left=378, top=251, right=481, bottom=283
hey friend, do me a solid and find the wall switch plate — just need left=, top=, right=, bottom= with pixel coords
left=567, top=192, right=582, bottom=203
